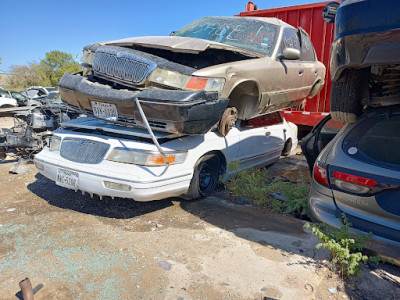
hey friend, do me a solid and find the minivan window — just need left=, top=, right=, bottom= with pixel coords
left=344, top=113, right=400, bottom=168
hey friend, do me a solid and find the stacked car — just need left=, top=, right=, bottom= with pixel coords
left=303, top=0, right=400, bottom=263
left=34, top=16, right=325, bottom=201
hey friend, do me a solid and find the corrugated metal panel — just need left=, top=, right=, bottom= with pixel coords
left=238, top=1, right=338, bottom=126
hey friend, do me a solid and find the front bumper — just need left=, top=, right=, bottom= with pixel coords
left=34, top=148, right=193, bottom=202
left=59, top=72, right=229, bottom=135
left=309, top=181, right=400, bottom=264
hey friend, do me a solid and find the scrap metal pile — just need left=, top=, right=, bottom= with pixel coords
left=0, top=103, right=79, bottom=160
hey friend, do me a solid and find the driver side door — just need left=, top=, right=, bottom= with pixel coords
left=269, top=28, right=308, bottom=106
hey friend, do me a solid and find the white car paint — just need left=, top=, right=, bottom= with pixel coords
left=0, top=89, right=18, bottom=107
left=34, top=114, right=298, bottom=202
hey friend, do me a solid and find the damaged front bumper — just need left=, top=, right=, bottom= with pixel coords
left=59, top=72, right=229, bottom=135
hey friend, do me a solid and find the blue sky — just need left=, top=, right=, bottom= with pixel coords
left=1, top=0, right=326, bottom=72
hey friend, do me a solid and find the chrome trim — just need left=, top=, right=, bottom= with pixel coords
left=60, top=138, right=110, bottom=164
left=240, top=149, right=282, bottom=162
left=92, top=46, right=157, bottom=86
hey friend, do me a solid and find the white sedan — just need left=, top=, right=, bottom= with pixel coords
left=34, top=112, right=297, bottom=201
left=0, top=88, right=18, bottom=108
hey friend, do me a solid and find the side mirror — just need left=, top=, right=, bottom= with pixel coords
left=322, top=2, right=340, bottom=24
left=282, top=48, right=300, bottom=60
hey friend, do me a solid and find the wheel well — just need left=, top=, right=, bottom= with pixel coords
left=228, top=81, right=260, bottom=120
left=198, top=150, right=227, bottom=176
left=281, top=138, right=292, bottom=156
left=309, top=80, right=322, bottom=98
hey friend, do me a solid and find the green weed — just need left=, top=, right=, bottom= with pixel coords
left=304, top=214, right=384, bottom=277
left=225, top=166, right=310, bottom=215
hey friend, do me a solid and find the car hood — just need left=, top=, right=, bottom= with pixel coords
left=98, top=36, right=262, bottom=58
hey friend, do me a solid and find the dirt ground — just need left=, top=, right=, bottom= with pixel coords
left=0, top=118, right=399, bottom=299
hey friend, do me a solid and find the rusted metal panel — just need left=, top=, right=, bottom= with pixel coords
left=238, top=1, right=338, bottom=126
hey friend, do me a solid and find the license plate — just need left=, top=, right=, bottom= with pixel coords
left=56, top=168, right=79, bottom=190
left=91, top=101, right=118, bottom=121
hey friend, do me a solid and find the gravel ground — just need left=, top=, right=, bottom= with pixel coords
left=0, top=118, right=399, bottom=299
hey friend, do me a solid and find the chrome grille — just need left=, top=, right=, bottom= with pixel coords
left=60, top=138, right=110, bottom=164
left=92, top=46, right=157, bottom=85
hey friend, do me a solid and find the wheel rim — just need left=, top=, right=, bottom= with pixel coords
left=198, top=162, right=217, bottom=196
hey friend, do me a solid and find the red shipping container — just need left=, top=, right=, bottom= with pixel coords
left=238, top=1, right=338, bottom=127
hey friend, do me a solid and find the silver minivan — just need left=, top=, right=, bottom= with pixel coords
left=302, top=106, right=400, bottom=263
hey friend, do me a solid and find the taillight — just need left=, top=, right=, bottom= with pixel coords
left=313, top=163, right=329, bottom=186
left=333, top=171, right=377, bottom=194
left=333, top=171, right=377, bottom=187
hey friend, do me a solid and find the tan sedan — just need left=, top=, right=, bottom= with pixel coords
left=60, top=16, right=325, bottom=135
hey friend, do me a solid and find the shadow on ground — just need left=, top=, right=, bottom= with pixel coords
left=180, top=197, right=400, bottom=299
left=28, top=173, right=174, bottom=219
left=26, top=165, right=400, bottom=299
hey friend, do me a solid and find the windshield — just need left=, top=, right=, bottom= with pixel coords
left=173, top=17, right=279, bottom=56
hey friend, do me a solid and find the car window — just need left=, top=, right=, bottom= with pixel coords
left=343, top=112, right=400, bottom=169
left=320, top=117, right=343, bottom=134
left=173, top=17, right=279, bottom=56
left=26, top=89, right=40, bottom=98
left=11, top=92, right=26, bottom=100
left=279, top=28, right=300, bottom=54
left=299, top=29, right=316, bottom=61
left=0, top=91, right=10, bottom=98
left=240, top=112, right=283, bottom=128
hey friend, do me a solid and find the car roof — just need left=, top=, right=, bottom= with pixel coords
left=234, top=16, right=294, bottom=28
left=204, top=16, right=295, bottom=29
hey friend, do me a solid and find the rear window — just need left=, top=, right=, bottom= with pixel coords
left=241, top=112, right=282, bottom=128
left=343, top=111, right=400, bottom=169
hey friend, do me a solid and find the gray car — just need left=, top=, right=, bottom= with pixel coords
left=302, top=106, right=400, bottom=263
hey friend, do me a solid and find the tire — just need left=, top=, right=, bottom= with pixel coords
left=281, top=138, right=292, bottom=156
left=183, top=154, right=220, bottom=200
left=330, top=68, right=370, bottom=124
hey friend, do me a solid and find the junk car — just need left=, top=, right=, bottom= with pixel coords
left=59, top=16, right=325, bottom=135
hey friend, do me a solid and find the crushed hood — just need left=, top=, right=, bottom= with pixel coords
left=98, top=36, right=262, bottom=58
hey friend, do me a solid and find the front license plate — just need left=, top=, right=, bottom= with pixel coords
left=91, top=101, right=118, bottom=121
left=56, top=168, right=79, bottom=190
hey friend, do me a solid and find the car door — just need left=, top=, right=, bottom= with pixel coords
left=268, top=27, right=308, bottom=106
left=299, top=28, right=320, bottom=90
left=301, top=115, right=343, bottom=173
left=237, top=112, right=285, bottom=170
left=11, top=92, right=28, bottom=106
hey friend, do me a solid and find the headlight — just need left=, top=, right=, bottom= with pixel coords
left=81, top=49, right=94, bottom=65
left=48, top=136, right=62, bottom=151
left=148, top=68, right=225, bottom=92
left=107, top=148, right=188, bottom=166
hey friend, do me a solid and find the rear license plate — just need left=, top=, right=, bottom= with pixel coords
left=56, top=168, right=79, bottom=190
left=91, top=101, right=118, bottom=121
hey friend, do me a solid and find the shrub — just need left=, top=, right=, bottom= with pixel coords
left=304, top=214, right=383, bottom=277
left=225, top=167, right=310, bottom=215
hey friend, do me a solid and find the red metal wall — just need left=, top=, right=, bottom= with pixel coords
left=238, top=1, right=337, bottom=126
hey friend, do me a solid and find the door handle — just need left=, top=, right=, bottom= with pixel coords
left=265, top=131, right=271, bottom=137
left=298, top=69, right=304, bottom=75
